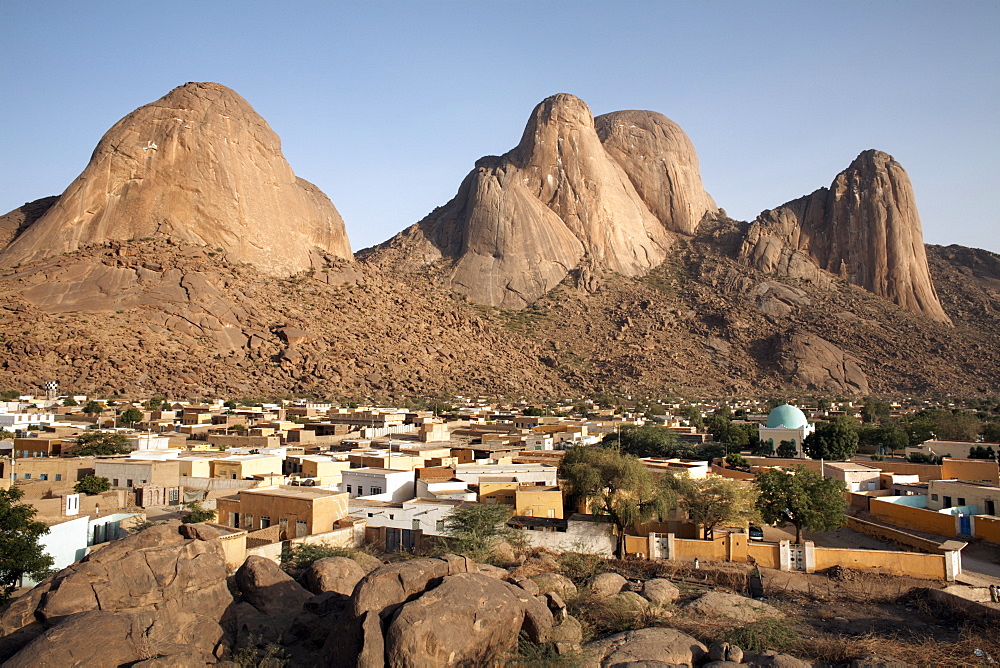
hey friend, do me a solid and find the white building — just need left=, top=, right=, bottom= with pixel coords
left=758, top=404, right=815, bottom=458
left=341, top=467, right=415, bottom=502
left=0, top=412, right=56, bottom=429
left=453, top=463, right=558, bottom=486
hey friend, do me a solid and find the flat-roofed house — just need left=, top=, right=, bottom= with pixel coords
left=216, top=486, right=349, bottom=538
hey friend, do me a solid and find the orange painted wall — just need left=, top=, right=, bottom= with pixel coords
left=975, top=515, right=1000, bottom=544
left=747, top=542, right=781, bottom=569
left=813, top=547, right=945, bottom=580
left=869, top=499, right=956, bottom=536
left=942, top=459, right=1000, bottom=484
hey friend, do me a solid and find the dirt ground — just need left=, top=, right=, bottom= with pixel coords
left=603, top=558, right=999, bottom=666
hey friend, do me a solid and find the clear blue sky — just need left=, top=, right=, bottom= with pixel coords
left=2, top=1, right=998, bottom=253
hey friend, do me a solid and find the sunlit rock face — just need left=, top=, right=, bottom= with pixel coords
left=740, top=149, right=951, bottom=324
left=368, top=94, right=717, bottom=309
left=0, top=82, right=352, bottom=275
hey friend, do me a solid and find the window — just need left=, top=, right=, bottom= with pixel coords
left=371, top=487, right=383, bottom=495
left=126, top=479, right=133, bottom=487
left=368, top=512, right=374, bottom=518
left=436, top=520, right=445, bottom=531
left=260, top=516, right=271, bottom=529
left=40, top=474, right=48, bottom=481
left=113, top=479, right=119, bottom=487
left=55, top=474, right=62, bottom=481
left=346, top=485, right=352, bottom=493
left=357, top=486, right=364, bottom=496
left=245, top=514, right=253, bottom=529
left=958, top=498, right=966, bottom=507
left=412, top=519, right=420, bottom=530
left=931, top=494, right=938, bottom=501
left=297, top=520, right=308, bottom=536
left=388, top=514, right=394, bottom=520
left=140, top=480, right=147, bottom=484
left=22, top=473, right=30, bottom=479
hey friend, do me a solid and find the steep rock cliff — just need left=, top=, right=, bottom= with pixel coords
left=739, top=150, right=950, bottom=323
left=367, top=94, right=716, bottom=308
left=0, top=82, right=351, bottom=275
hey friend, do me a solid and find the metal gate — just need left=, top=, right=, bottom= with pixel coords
left=385, top=528, right=416, bottom=553
left=959, top=515, right=972, bottom=536
left=789, top=546, right=805, bottom=571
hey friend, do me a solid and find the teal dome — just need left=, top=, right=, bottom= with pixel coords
left=765, top=404, right=809, bottom=429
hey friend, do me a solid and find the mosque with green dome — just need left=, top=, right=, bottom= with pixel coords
left=759, top=403, right=815, bottom=458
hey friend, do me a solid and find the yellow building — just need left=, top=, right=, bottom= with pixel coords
left=211, top=454, right=284, bottom=480
left=298, top=456, right=352, bottom=484
left=216, top=486, right=350, bottom=538
left=515, top=485, right=564, bottom=519
left=478, top=478, right=563, bottom=519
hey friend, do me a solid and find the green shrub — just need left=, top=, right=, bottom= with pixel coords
left=180, top=502, right=215, bottom=524
left=73, top=475, right=111, bottom=495
left=720, top=617, right=798, bottom=652
left=280, top=543, right=352, bottom=572
left=557, top=551, right=608, bottom=585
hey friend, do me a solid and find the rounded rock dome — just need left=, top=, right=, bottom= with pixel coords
left=765, top=404, right=809, bottom=429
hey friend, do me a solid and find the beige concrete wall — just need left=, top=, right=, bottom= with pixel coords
left=211, top=456, right=283, bottom=480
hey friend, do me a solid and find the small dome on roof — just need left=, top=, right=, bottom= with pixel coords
left=765, top=404, right=809, bottom=429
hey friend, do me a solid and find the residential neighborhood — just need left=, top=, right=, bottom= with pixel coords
left=2, top=392, right=999, bottom=589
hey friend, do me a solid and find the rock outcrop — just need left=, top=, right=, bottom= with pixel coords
left=739, top=150, right=951, bottom=324
left=583, top=627, right=707, bottom=666
left=0, top=525, right=233, bottom=666
left=0, top=82, right=351, bottom=275
left=775, top=332, right=871, bottom=396
left=326, top=554, right=554, bottom=668
left=595, top=110, right=717, bottom=235
left=368, top=94, right=715, bottom=308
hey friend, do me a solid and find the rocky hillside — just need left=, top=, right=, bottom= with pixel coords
left=1, top=223, right=997, bottom=399
left=0, top=84, right=997, bottom=399
left=0, top=82, right=352, bottom=276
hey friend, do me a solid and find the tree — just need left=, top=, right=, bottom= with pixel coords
left=73, top=432, right=130, bottom=456
left=224, top=400, right=238, bottom=409
left=706, top=415, right=756, bottom=454
left=73, top=475, right=111, bottom=495
left=0, top=486, right=54, bottom=605
left=725, top=453, right=750, bottom=469
left=983, top=422, right=1000, bottom=444
left=444, top=503, right=519, bottom=559
left=754, top=466, right=847, bottom=544
left=561, top=446, right=674, bottom=558
left=802, top=417, right=859, bottom=460
left=603, top=425, right=694, bottom=459
left=145, top=397, right=165, bottom=411
left=907, top=452, right=942, bottom=465
left=120, top=407, right=143, bottom=427
left=181, top=502, right=215, bottom=524
left=776, top=440, right=798, bottom=458
left=861, top=398, right=891, bottom=424
left=82, top=400, right=103, bottom=416
left=62, top=396, right=78, bottom=407
left=670, top=474, right=758, bottom=539
left=678, top=406, right=703, bottom=429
